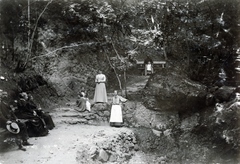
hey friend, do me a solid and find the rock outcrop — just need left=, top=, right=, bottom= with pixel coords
left=143, top=67, right=207, bottom=112
left=76, top=129, right=138, bottom=163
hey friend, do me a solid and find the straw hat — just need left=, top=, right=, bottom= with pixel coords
left=0, top=90, right=7, bottom=98
left=6, top=121, right=20, bottom=134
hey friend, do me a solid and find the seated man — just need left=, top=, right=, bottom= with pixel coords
left=6, top=120, right=32, bottom=151
left=15, top=92, right=49, bottom=137
left=0, top=90, right=32, bottom=151
left=144, top=55, right=154, bottom=75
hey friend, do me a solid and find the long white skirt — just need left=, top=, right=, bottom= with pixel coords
left=109, top=105, right=122, bottom=123
left=86, top=100, right=91, bottom=111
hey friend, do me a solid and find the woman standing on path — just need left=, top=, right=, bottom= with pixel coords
left=109, top=90, right=127, bottom=127
left=93, top=70, right=108, bottom=103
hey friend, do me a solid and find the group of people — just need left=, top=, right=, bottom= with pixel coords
left=0, top=56, right=154, bottom=151
left=15, top=92, right=55, bottom=136
left=0, top=90, right=55, bottom=151
left=76, top=70, right=128, bottom=127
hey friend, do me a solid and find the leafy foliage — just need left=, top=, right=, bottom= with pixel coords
left=0, top=0, right=239, bottom=84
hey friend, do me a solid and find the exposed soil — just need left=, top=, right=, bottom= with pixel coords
left=1, top=105, right=238, bottom=164
left=0, top=122, right=136, bottom=164
left=0, top=61, right=239, bottom=164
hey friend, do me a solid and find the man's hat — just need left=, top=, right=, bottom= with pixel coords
left=6, top=121, right=20, bottom=134
left=0, top=90, right=8, bottom=98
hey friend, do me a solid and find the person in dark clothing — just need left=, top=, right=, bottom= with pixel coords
left=15, top=92, right=48, bottom=137
left=27, top=94, right=55, bottom=130
left=0, top=90, right=32, bottom=151
left=6, top=120, right=32, bottom=151
left=76, top=87, right=91, bottom=112
left=76, top=93, right=87, bottom=112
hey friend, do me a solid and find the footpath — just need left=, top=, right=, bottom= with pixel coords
left=0, top=75, right=153, bottom=164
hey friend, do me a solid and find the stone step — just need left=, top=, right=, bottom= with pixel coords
left=52, top=108, right=94, bottom=118
left=53, top=117, right=88, bottom=124
left=53, top=113, right=108, bottom=125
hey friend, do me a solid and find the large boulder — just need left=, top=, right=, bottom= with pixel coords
left=144, top=68, right=207, bottom=112
left=213, top=86, right=236, bottom=102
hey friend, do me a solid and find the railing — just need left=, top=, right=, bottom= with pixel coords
left=136, top=60, right=166, bottom=69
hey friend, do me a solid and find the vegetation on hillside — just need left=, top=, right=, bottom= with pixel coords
left=0, top=0, right=239, bottom=86
left=0, top=1, right=240, bottom=162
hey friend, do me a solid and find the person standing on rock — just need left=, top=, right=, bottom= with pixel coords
left=93, top=70, right=108, bottom=103
left=109, top=90, right=127, bottom=127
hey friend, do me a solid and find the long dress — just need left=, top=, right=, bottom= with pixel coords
left=76, top=96, right=91, bottom=112
left=109, top=95, right=127, bottom=127
left=27, top=99, right=55, bottom=130
left=76, top=96, right=87, bottom=111
left=93, top=74, right=108, bottom=103
left=15, top=98, right=49, bottom=137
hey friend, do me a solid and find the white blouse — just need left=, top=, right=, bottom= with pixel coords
left=112, top=95, right=127, bottom=105
left=95, top=74, right=106, bottom=83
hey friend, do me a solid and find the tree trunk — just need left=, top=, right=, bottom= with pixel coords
left=105, top=53, right=122, bottom=90
left=23, top=0, right=53, bottom=69
left=123, top=69, right=128, bottom=98
left=162, top=45, right=168, bottom=60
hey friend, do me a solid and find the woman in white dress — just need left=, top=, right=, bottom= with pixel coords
left=109, top=90, right=127, bottom=127
left=93, top=70, right=108, bottom=103
left=145, top=61, right=153, bottom=75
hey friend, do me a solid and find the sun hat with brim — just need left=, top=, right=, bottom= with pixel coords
left=6, top=121, right=20, bottom=134
left=0, top=90, right=8, bottom=98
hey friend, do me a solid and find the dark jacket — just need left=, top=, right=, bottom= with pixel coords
left=0, top=101, right=18, bottom=128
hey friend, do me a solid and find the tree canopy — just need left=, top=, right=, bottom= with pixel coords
left=0, top=0, right=239, bottom=85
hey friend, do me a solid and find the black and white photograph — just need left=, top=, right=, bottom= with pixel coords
left=0, top=0, right=240, bottom=163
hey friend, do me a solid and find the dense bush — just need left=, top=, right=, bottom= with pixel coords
left=0, top=0, right=239, bottom=84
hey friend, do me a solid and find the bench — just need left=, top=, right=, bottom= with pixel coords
left=136, top=60, right=166, bottom=69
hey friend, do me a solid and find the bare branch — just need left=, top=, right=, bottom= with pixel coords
left=105, top=52, right=122, bottom=90
left=111, top=40, right=124, bottom=63
left=24, top=0, right=53, bottom=67
left=31, top=42, right=97, bottom=60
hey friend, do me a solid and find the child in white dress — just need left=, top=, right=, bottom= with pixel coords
left=109, top=90, right=127, bottom=127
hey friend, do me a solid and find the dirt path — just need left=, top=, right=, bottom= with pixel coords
left=126, top=75, right=149, bottom=93
left=0, top=123, right=146, bottom=164
left=0, top=103, right=151, bottom=164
